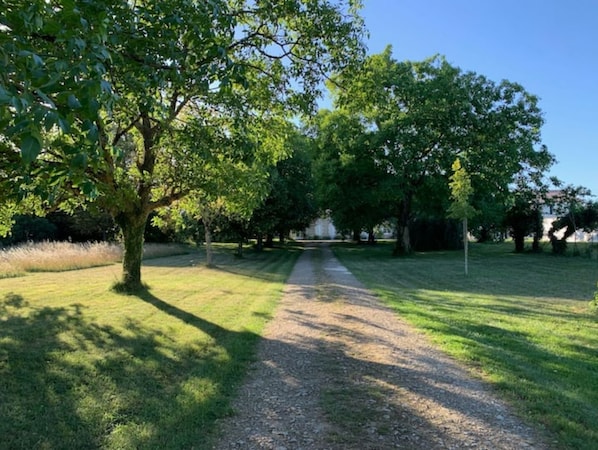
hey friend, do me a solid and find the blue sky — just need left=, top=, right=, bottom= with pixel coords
left=358, top=0, right=598, bottom=195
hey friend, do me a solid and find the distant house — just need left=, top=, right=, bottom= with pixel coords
left=541, top=190, right=598, bottom=242
left=300, top=216, right=337, bottom=240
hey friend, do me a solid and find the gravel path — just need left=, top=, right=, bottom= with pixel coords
left=213, top=243, right=549, bottom=449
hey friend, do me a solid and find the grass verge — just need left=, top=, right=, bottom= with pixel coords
left=332, top=241, right=598, bottom=450
left=0, top=243, right=301, bottom=449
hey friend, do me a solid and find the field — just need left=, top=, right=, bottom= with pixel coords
left=333, top=242, right=598, bottom=449
left=0, top=243, right=300, bottom=450
left=0, top=241, right=191, bottom=277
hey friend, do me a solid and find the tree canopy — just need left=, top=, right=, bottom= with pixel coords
left=328, top=46, right=553, bottom=254
left=311, top=109, right=393, bottom=240
left=1, top=0, right=366, bottom=290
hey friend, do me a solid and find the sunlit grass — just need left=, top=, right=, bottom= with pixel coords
left=0, top=241, right=190, bottom=277
left=333, top=241, right=598, bottom=450
left=0, top=243, right=301, bottom=449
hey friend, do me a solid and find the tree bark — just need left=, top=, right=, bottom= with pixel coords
left=256, top=235, right=264, bottom=252
left=393, top=196, right=412, bottom=256
left=513, top=230, right=525, bottom=253
left=203, top=219, right=214, bottom=267
left=463, top=217, right=468, bottom=275
left=116, top=212, right=148, bottom=291
left=367, top=228, right=376, bottom=244
left=265, top=234, right=274, bottom=248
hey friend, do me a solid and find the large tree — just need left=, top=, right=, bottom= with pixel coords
left=250, top=135, right=318, bottom=248
left=311, top=109, right=393, bottom=241
left=1, top=0, right=366, bottom=290
left=332, top=47, right=552, bottom=255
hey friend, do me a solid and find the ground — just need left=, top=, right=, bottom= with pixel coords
left=213, top=243, right=548, bottom=449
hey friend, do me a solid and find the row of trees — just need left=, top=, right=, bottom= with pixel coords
left=2, top=3, right=594, bottom=290
left=310, top=46, right=559, bottom=255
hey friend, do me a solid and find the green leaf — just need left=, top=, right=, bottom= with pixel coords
left=21, top=134, right=42, bottom=164
left=67, top=94, right=82, bottom=109
left=71, top=153, right=88, bottom=169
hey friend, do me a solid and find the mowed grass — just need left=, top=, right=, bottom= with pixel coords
left=0, top=243, right=300, bottom=450
left=333, top=242, right=598, bottom=450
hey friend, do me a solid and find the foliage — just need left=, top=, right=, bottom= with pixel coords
left=448, top=158, right=477, bottom=273
left=503, top=169, right=552, bottom=253
left=311, top=109, right=393, bottom=240
left=409, top=217, right=461, bottom=251
left=548, top=185, right=597, bottom=254
left=250, top=137, right=318, bottom=247
left=0, top=1, right=112, bottom=168
left=447, top=159, right=476, bottom=221
left=330, top=46, right=552, bottom=256
left=0, top=214, right=57, bottom=244
left=1, top=0, right=366, bottom=290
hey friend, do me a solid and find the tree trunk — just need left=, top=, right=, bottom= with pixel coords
left=256, top=235, right=264, bottom=252
left=367, top=228, right=375, bottom=244
left=203, top=219, right=214, bottom=267
left=393, top=196, right=412, bottom=256
left=279, top=230, right=286, bottom=244
left=463, top=218, right=468, bottom=275
left=116, top=212, right=149, bottom=291
left=265, top=233, right=274, bottom=248
left=352, top=229, right=361, bottom=243
left=513, top=230, right=525, bottom=253
left=532, top=233, right=540, bottom=252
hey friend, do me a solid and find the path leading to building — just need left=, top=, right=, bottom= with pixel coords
left=213, top=243, right=548, bottom=449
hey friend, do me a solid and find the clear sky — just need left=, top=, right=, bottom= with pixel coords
left=358, top=0, right=598, bottom=195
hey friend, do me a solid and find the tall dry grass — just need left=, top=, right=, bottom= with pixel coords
left=0, top=241, right=189, bottom=277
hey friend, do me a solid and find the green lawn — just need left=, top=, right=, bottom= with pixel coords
left=333, top=241, right=598, bottom=450
left=0, top=243, right=300, bottom=450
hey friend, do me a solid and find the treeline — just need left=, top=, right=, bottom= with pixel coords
left=2, top=2, right=595, bottom=290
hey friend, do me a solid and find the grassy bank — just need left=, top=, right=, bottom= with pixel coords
left=333, top=242, right=598, bottom=450
left=0, top=243, right=300, bottom=449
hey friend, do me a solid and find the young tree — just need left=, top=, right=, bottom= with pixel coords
left=448, top=158, right=477, bottom=274
left=1, top=0, right=366, bottom=290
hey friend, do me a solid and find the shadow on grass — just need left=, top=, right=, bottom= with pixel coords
left=330, top=243, right=598, bottom=448
left=4, top=242, right=592, bottom=449
left=141, top=244, right=303, bottom=283
left=332, top=241, right=598, bottom=302
left=0, top=290, right=259, bottom=450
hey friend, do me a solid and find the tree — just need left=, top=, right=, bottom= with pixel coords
left=548, top=185, right=597, bottom=254
left=250, top=137, right=318, bottom=248
left=311, top=109, right=393, bottom=242
left=1, top=1, right=112, bottom=167
left=503, top=162, right=553, bottom=253
left=332, top=47, right=551, bottom=256
left=1, top=0, right=366, bottom=290
left=448, top=158, right=476, bottom=274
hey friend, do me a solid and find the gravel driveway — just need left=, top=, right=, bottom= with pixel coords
left=213, top=242, right=549, bottom=449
